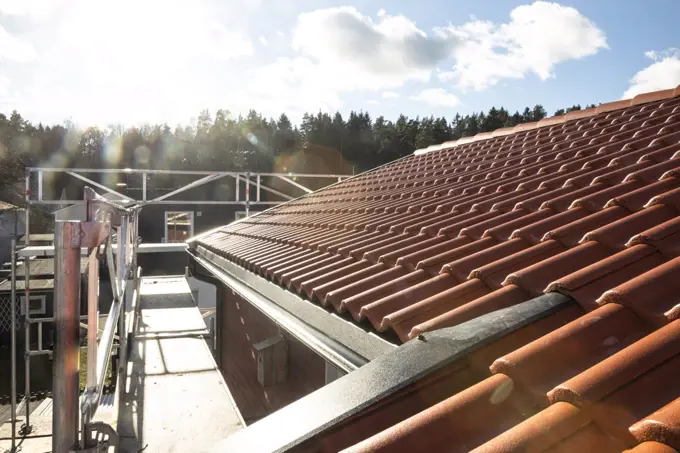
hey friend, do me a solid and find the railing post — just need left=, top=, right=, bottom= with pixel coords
left=37, top=322, right=43, bottom=353
left=132, top=210, right=139, bottom=271
left=86, top=249, right=99, bottom=393
left=142, top=172, right=147, bottom=201
left=53, top=221, right=82, bottom=453
left=38, top=171, right=43, bottom=201
left=23, top=169, right=32, bottom=435
left=117, top=215, right=128, bottom=404
left=245, top=171, right=250, bottom=217
left=10, top=239, right=17, bottom=451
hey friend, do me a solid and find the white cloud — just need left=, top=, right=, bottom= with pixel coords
left=623, top=48, right=680, bottom=98
left=59, top=2, right=252, bottom=62
left=0, top=75, right=10, bottom=97
left=246, top=57, right=343, bottom=118
left=367, top=100, right=379, bottom=105
left=0, top=0, right=55, bottom=16
left=410, top=88, right=461, bottom=107
left=290, top=6, right=456, bottom=91
left=266, top=2, right=606, bottom=114
left=0, top=26, right=37, bottom=62
left=243, top=0, right=261, bottom=9
left=437, top=1, right=607, bottom=91
left=1, top=1, right=608, bottom=125
left=2, top=0, right=255, bottom=125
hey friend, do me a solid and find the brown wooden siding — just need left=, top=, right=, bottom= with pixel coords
left=219, top=287, right=325, bottom=423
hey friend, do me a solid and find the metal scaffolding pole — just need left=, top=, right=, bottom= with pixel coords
left=23, top=170, right=32, bottom=435
left=10, top=239, right=17, bottom=452
left=245, top=171, right=250, bottom=217
left=52, top=221, right=82, bottom=453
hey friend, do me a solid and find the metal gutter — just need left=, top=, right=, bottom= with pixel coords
left=189, top=248, right=395, bottom=372
left=211, top=292, right=575, bottom=453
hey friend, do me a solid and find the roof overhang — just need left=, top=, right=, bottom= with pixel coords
left=188, top=245, right=396, bottom=372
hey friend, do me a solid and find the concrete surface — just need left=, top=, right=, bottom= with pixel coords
left=0, top=276, right=243, bottom=453
left=118, top=277, right=243, bottom=453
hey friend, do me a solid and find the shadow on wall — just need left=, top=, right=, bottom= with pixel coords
left=220, top=289, right=326, bottom=424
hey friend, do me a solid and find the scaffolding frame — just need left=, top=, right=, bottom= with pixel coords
left=4, top=167, right=349, bottom=451
left=54, top=187, right=137, bottom=452
left=25, top=167, right=348, bottom=208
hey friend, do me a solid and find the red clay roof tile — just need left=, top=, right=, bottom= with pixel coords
left=342, top=374, right=532, bottom=453
left=630, top=398, right=680, bottom=450
left=597, top=256, right=680, bottom=325
left=409, top=284, right=531, bottom=339
left=192, top=87, right=680, bottom=452
left=470, top=402, right=589, bottom=453
left=504, top=241, right=612, bottom=297
left=624, top=442, right=679, bottom=453
left=359, top=273, right=459, bottom=330
left=384, top=278, right=491, bottom=340
left=548, top=320, right=680, bottom=408
left=491, top=303, right=650, bottom=405
left=590, top=354, right=680, bottom=447
left=547, top=244, right=664, bottom=311
left=396, top=235, right=472, bottom=271
left=543, top=423, right=629, bottom=453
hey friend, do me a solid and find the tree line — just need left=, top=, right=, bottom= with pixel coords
left=0, top=102, right=595, bottom=205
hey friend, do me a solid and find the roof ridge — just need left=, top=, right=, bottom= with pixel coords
left=414, top=84, right=680, bottom=155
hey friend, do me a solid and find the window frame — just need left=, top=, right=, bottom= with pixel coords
left=164, top=211, right=195, bottom=243
left=20, top=294, right=47, bottom=316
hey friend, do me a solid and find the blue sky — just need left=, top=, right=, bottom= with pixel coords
left=0, top=0, right=679, bottom=127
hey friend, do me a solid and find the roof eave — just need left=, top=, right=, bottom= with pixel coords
left=188, top=245, right=396, bottom=372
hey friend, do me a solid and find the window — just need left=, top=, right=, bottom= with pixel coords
left=165, top=211, right=194, bottom=243
left=21, top=294, right=46, bottom=316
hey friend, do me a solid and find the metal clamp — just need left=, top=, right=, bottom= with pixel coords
left=70, top=422, right=119, bottom=453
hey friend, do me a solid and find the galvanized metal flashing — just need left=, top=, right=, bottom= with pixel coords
left=211, top=292, right=574, bottom=453
left=189, top=247, right=396, bottom=372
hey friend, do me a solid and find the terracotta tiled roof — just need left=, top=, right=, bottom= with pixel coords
left=193, top=85, right=680, bottom=452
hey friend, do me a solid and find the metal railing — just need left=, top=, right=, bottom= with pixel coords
left=25, top=167, right=350, bottom=207
left=52, top=187, right=140, bottom=453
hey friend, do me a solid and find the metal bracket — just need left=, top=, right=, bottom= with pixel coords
left=71, top=422, right=119, bottom=453
left=20, top=422, right=33, bottom=436
left=81, top=221, right=112, bottom=251
left=84, top=186, right=131, bottom=226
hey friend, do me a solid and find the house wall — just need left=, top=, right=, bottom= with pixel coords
left=0, top=210, right=25, bottom=264
left=219, top=287, right=325, bottom=424
left=137, top=204, right=240, bottom=242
